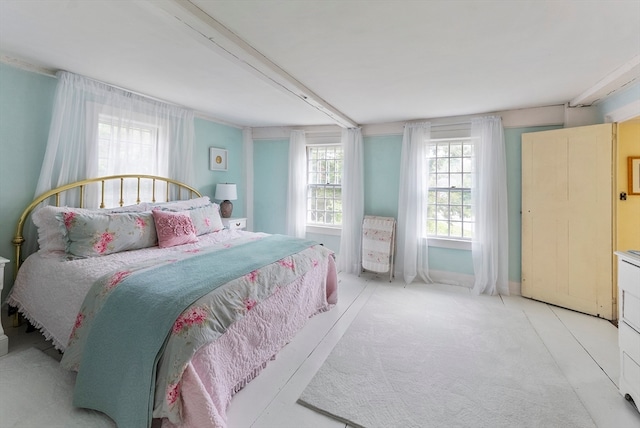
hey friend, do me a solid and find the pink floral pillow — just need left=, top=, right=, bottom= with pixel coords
left=57, top=211, right=157, bottom=257
left=152, top=209, right=198, bottom=248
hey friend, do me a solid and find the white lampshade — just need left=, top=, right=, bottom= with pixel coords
left=215, top=183, right=237, bottom=201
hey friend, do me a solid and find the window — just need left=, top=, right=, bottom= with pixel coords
left=427, top=139, right=474, bottom=239
left=307, top=145, right=343, bottom=226
left=96, top=115, right=166, bottom=206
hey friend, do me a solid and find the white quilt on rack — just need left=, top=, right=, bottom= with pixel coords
left=361, top=216, right=395, bottom=273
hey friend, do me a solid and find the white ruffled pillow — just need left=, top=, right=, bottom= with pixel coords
left=147, top=196, right=211, bottom=212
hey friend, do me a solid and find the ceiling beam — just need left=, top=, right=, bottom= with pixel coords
left=151, top=0, right=358, bottom=128
left=570, top=55, right=640, bottom=107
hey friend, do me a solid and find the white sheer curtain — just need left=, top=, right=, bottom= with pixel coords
left=337, top=128, right=364, bottom=274
left=396, top=122, right=432, bottom=284
left=242, top=128, right=254, bottom=231
left=286, top=130, right=307, bottom=238
left=25, top=70, right=195, bottom=254
left=471, top=116, right=509, bottom=295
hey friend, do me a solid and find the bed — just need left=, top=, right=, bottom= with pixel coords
left=7, top=175, right=338, bottom=428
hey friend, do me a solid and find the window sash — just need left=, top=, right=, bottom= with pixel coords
left=427, top=139, right=474, bottom=240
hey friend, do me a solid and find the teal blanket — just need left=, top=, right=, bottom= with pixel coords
left=71, top=234, right=318, bottom=428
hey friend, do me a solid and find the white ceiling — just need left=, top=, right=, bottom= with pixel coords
left=0, top=0, right=639, bottom=128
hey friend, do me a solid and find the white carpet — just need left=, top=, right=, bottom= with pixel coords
left=0, top=347, right=115, bottom=428
left=298, top=285, right=597, bottom=428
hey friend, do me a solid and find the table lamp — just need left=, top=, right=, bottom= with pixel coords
left=215, top=183, right=237, bottom=218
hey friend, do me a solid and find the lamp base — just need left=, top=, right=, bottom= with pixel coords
left=220, top=200, right=233, bottom=218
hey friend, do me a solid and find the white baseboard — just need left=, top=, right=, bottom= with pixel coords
left=427, top=270, right=522, bottom=296
left=381, top=267, right=522, bottom=296
left=428, top=270, right=474, bottom=288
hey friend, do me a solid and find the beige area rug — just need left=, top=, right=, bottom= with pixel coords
left=298, top=285, right=597, bottom=428
left=0, top=347, right=114, bottom=428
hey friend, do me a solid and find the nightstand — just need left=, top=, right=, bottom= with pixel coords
left=0, top=256, right=9, bottom=356
left=222, top=217, right=247, bottom=230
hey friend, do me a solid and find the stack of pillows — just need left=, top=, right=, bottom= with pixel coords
left=31, top=197, right=225, bottom=258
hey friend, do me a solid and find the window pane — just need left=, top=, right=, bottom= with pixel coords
left=450, top=157, right=462, bottom=173
left=436, top=157, right=449, bottom=173
left=436, top=205, right=450, bottom=220
left=463, top=157, right=472, bottom=173
left=427, top=219, right=436, bottom=235
left=450, top=205, right=462, bottom=220
left=427, top=204, right=436, bottom=219
left=436, top=173, right=449, bottom=187
left=437, top=144, right=449, bottom=157
left=450, top=190, right=462, bottom=205
left=450, top=221, right=462, bottom=237
left=436, top=191, right=449, bottom=204
left=450, top=173, right=462, bottom=188
left=436, top=220, right=449, bottom=235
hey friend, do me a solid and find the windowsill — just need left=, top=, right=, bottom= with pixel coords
left=427, top=237, right=472, bottom=251
left=306, top=224, right=342, bottom=236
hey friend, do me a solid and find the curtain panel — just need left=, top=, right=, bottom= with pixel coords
left=397, top=122, right=432, bottom=284
left=286, top=130, right=307, bottom=238
left=242, top=128, right=254, bottom=231
left=337, top=128, right=364, bottom=274
left=471, top=116, right=509, bottom=295
left=37, top=71, right=194, bottom=198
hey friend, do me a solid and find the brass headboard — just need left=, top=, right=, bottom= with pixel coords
left=12, top=174, right=202, bottom=276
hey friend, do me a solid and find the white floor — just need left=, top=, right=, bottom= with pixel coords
left=2, top=272, right=639, bottom=428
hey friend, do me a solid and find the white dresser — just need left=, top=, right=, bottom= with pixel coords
left=616, top=251, right=640, bottom=409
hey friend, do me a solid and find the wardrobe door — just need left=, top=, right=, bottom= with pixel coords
left=522, top=123, right=615, bottom=319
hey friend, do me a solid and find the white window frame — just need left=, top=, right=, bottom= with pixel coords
left=426, top=128, right=474, bottom=250
left=305, top=137, right=343, bottom=234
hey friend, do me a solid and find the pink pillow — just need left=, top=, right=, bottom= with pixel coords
left=152, top=209, right=198, bottom=248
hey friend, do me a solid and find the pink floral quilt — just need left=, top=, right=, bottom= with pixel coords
left=59, top=234, right=337, bottom=427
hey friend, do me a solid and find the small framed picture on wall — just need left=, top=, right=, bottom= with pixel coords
left=210, top=147, right=228, bottom=171
left=629, top=156, right=640, bottom=195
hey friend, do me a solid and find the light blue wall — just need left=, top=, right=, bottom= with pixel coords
left=0, top=63, right=244, bottom=298
left=0, top=63, right=56, bottom=297
left=253, top=139, right=289, bottom=234
left=363, top=135, right=402, bottom=218
left=194, top=118, right=244, bottom=217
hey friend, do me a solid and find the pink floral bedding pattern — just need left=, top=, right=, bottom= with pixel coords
left=60, top=234, right=334, bottom=425
left=162, top=255, right=337, bottom=428
left=57, top=210, right=158, bottom=257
